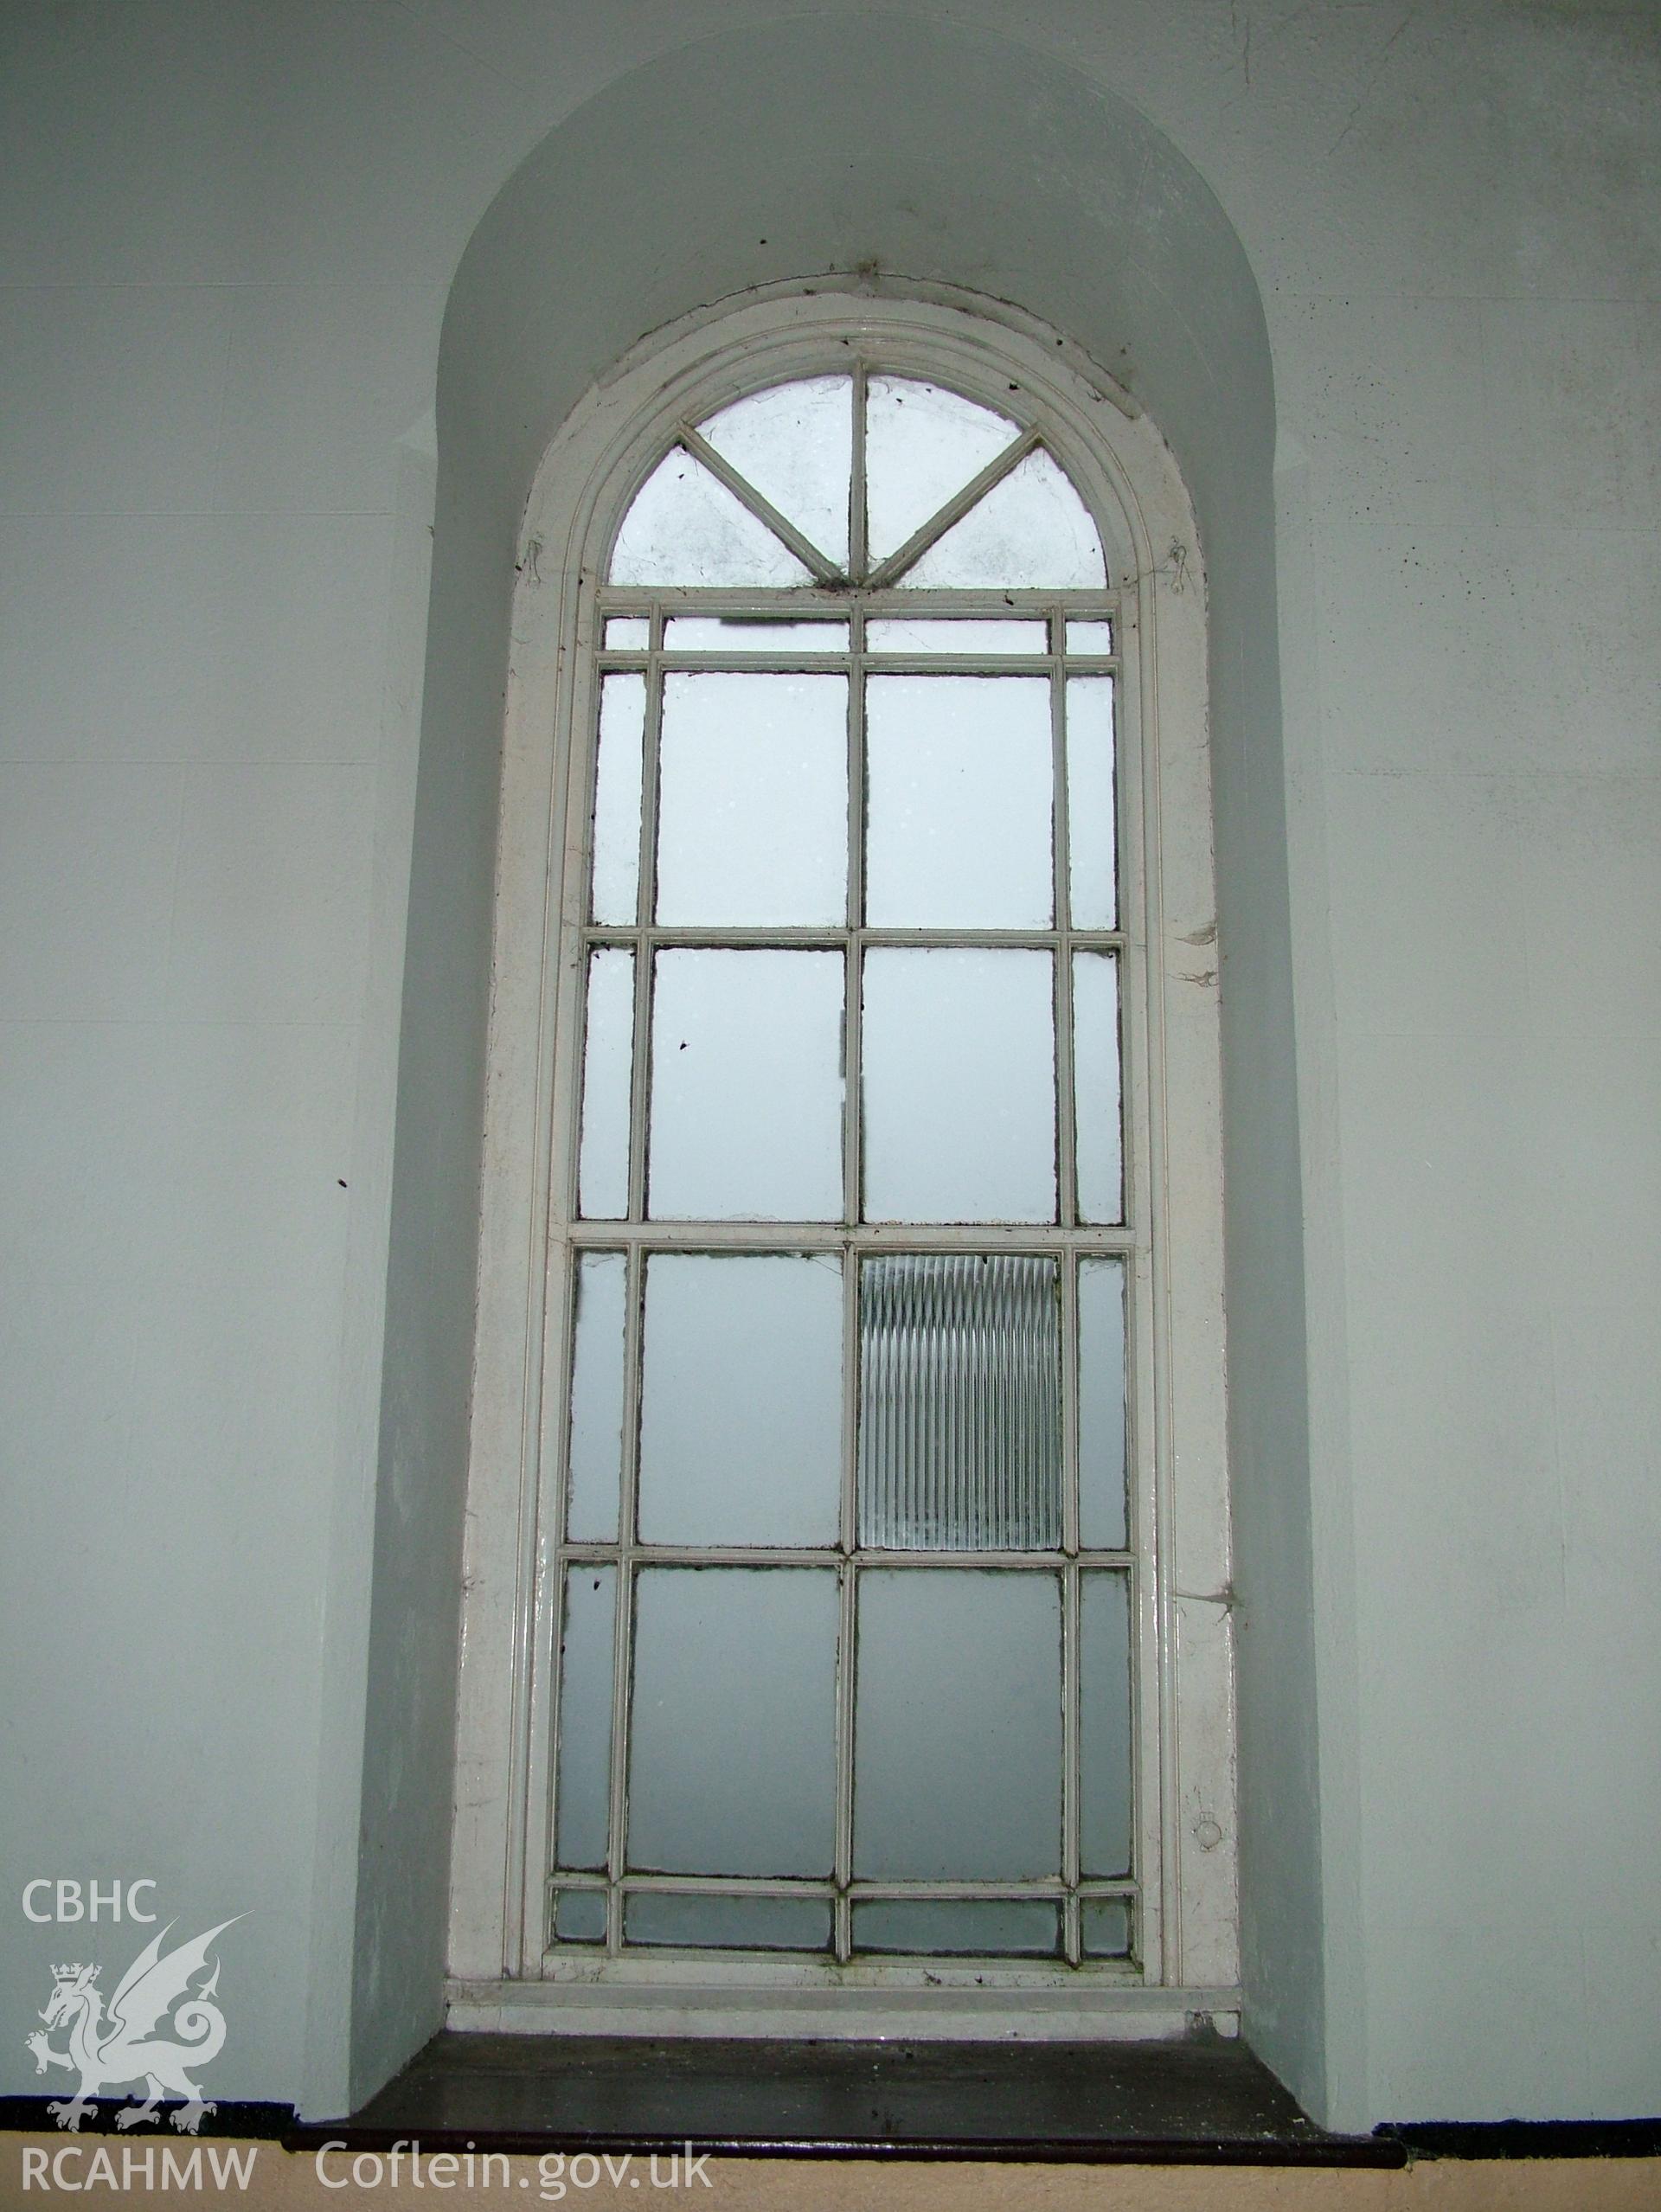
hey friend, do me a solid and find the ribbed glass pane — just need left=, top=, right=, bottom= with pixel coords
left=857, top=1253, right=1061, bottom=1550
left=553, top=1564, right=615, bottom=1872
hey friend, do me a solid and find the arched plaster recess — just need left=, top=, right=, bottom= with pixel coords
left=350, top=8, right=1326, bottom=2121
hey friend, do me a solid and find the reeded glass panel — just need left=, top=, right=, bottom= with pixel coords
left=1066, top=619, right=1114, bottom=655
left=656, top=672, right=847, bottom=927
left=1078, top=1257, right=1128, bottom=1552
left=554, top=1565, right=615, bottom=1872
left=1066, top=676, right=1117, bottom=931
left=628, top=1567, right=838, bottom=1877
left=906, top=448, right=1106, bottom=589
left=1081, top=1570, right=1133, bottom=1880
left=624, top=1893, right=832, bottom=1952
left=602, top=616, right=650, bottom=651
left=698, top=375, right=852, bottom=568
left=862, top=948, right=1055, bottom=1223
left=863, top=675, right=1052, bottom=930
left=638, top=1253, right=843, bottom=1548
left=577, top=948, right=633, bottom=1220
left=552, top=1889, right=607, bottom=1943
left=865, top=376, right=1020, bottom=566
left=1081, top=1896, right=1132, bottom=1958
left=865, top=618, right=1047, bottom=656
left=1073, top=952, right=1123, bottom=1225
left=857, top=1254, right=1061, bottom=1550
left=648, top=950, right=844, bottom=1221
left=591, top=671, right=645, bottom=926
left=854, top=1569, right=1063, bottom=1878
left=664, top=616, right=848, bottom=653
left=609, top=447, right=811, bottom=587
left=567, top=1251, right=625, bottom=1543
left=852, top=1899, right=1061, bottom=1958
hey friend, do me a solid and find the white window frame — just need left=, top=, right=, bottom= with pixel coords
left=448, top=285, right=1237, bottom=2042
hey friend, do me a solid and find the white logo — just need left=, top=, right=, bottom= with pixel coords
left=25, top=1919, right=240, bottom=2134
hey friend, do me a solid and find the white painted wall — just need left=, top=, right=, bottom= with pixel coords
left=0, top=0, right=1654, bottom=2132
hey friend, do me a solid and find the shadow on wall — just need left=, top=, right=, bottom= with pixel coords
left=350, top=5, right=1318, bottom=2126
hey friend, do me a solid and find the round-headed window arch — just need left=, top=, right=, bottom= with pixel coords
left=452, top=289, right=1237, bottom=2021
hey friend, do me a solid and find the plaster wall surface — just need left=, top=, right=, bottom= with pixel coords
left=0, top=0, right=1655, bottom=2135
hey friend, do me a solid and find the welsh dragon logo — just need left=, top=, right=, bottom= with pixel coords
left=26, top=1920, right=240, bottom=2133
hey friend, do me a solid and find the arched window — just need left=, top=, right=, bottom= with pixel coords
left=452, top=292, right=1236, bottom=2032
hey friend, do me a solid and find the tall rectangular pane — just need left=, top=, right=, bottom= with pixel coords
left=853, top=1569, right=1062, bottom=1879
left=1081, top=1570, right=1133, bottom=1879
left=638, top=1253, right=843, bottom=1547
left=553, top=1564, right=615, bottom=1872
left=629, top=1567, right=838, bottom=1877
left=647, top=949, right=843, bottom=1221
left=656, top=671, right=847, bottom=926
left=1066, top=676, right=1117, bottom=929
left=1078, top=1257, right=1127, bottom=1551
left=590, top=671, right=645, bottom=925
left=862, top=948, right=1055, bottom=1224
left=567, top=1251, right=625, bottom=1543
left=1073, top=951, right=1123, bottom=1225
left=858, top=1253, right=1061, bottom=1549
left=864, top=675, right=1052, bottom=928
left=577, top=947, right=633, bottom=1219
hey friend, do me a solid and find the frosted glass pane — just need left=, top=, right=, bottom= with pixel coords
left=629, top=1567, right=837, bottom=1876
left=553, top=1889, right=606, bottom=1943
left=1081, top=1572, right=1133, bottom=1878
left=1066, top=677, right=1117, bottom=930
left=857, top=1254, right=1061, bottom=1550
left=591, top=672, right=644, bottom=925
left=852, top=1899, right=1060, bottom=1958
left=1078, top=1258, right=1127, bottom=1552
left=699, top=375, right=852, bottom=568
left=862, top=949, right=1055, bottom=1224
left=656, top=672, right=847, bottom=926
left=865, top=376, right=1020, bottom=565
left=865, top=619, right=1047, bottom=655
left=625, top=1893, right=831, bottom=1952
left=664, top=617, right=848, bottom=653
left=648, top=951, right=843, bottom=1221
left=1073, top=952, right=1123, bottom=1225
left=638, top=1253, right=843, bottom=1547
left=864, top=676, right=1052, bottom=929
left=603, top=617, right=650, bottom=650
left=1066, top=619, right=1114, bottom=654
left=567, top=1252, right=625, bottom=1543
left=1081, top=1897, right=1132, bottom=1958
left=610, top=446, right=811, bottom=587
left=906, top=448, right=1106, bottom=589
left=577, top=948, right=633, bottom=1219
left=854, top=1569, right=1062, bottom=1878
left=554, top=1565, right=615, bottom=1872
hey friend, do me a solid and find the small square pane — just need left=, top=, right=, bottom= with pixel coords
left=1081, top=1571, right=1134, bottom=1879
left=577, top=948, right=633, bottom=1219
left=624, top=1893, right=831, bottom=1951
left=1073, top=952, right=1123, bottom=1224
left=567, top=1252, right=625, bottom=1543
left=591, top=673, right=645, bottom=925
left=552, top=1889, right=607, bottom=1943
left=656, top=672, right=847, bottom=926
left=1081, top=1897, right=1133, bottom=1958
left=864, top=675, right=1052, bottom=928
left=1078, top=1258, right=1127, bottom=1551
left=647, top=950, right=843, bottom=1221
left=553, top=1565, right=615, bottom=1872
left=1066, top=676, right=1117, bottom=930
left=851, top=1899, right=1060, bottom=1958
left=853, top=1569, right=1063, bottom=1879
left=602, top=617, right=650, bottom=651
left=862, top=948, right=1055, bottom=1223
left=1066, top=619, right=1115, bottom=655
left=638, top=1253, right=843, bottom=1547
left=629, top=1567, right=838, bottom=1878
